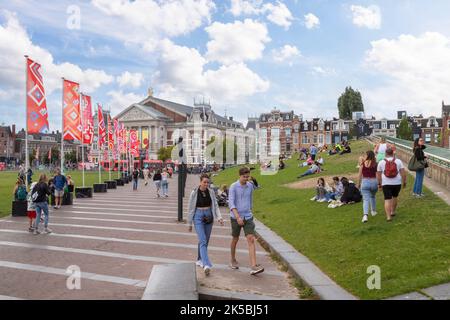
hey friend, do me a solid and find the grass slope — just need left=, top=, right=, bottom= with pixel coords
left=212, top=140, right=450, bottom=299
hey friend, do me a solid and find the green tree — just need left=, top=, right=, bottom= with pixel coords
left=338, top=87, right=365, bottom=120
left=206, top=136, right=238, bottom=164
left=397, top=117, right=413, bottom=140
left=65, top=150, right=77, bottom=164
left=157, top=146, right=174, bottom=162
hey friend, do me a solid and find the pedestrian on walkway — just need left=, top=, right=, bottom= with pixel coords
left=188, top=174, right=224, bottom=276
left=143, top=166, right=150, bottom=186
left=53, top=168, right=67, bottom=209
left=161, top=168, right=169, bottom=197
left=132, top=168, right=139, bottom=191
left=374, top=137, right=388, bottom=162
left=153, top=169, right=162, bottom=198
left=228, top=167, right=264, bottom=275
left=412, top=138, right=428, bottom=197
left=377, top=148, right=407, bottom=222
left=358, top=150, right=378, bottom=223
left=32, top=174, right=52, bottom=234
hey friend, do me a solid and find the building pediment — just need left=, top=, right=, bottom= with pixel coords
left=118, top=105, right=159, bottom=122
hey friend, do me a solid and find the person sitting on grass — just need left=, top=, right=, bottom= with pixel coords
left=317, top=156, right=324, bottom=166
left=278, top=159, right=285, bottom=170
left=329, top=146, right=338, bottom=156
left=329, top=177, right=344, bottom=201
left=340, top=177, right=362, bottom=204
left=311, top=178, right=332, bottom=202
left=298, top=161, right=321, bottom=178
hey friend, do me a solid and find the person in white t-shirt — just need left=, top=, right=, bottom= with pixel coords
left=376, top=148, right=407, bottom=222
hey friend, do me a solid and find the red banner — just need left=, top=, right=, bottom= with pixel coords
left=130, top=129, right=139, bottom=157
left=107, top=114, right=114, bottom=151
left=26, top=58, right=49, bottom=133
left=97, top=104, right=106, bottom=147
left=81, top=95, right=94, bottom=145
left=63, top=79, right=82, bottom=141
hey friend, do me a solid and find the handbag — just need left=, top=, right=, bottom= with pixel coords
left=408, top=155, right=425, bottom=171
left=202, top=215, right=213, bottom=224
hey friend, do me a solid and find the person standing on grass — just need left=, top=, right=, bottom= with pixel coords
left=374, top=137, right=388, bottom=162
left=132, top=168, right=139, bottom=191
left=153, top=169, right=162, bottom=198
left=412, top=138, right=428, bottom=197
left=53, top=168, right=67, bottom=209
left=358, top=150, right=378, bottom=223
left=309, top=144, right=318, bottom=161
left=188, top=174, right=224, bottom=276
left=377, top=148, right=407, bottom=222
left=32, top=174, right=52, bottom=234
left=228, top=167, right=264, bottom=275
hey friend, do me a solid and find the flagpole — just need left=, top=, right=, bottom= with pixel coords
left=108, top=116, right=112, bottom=181
left=98, top=108, right=101, bottom=184
left=61, top=77, right=65, bottom=175
left=80, top=93, right=85, bottom=187
left=117, top=122, right=120, bottom=179
left=24, top=55, right=29, bottom=189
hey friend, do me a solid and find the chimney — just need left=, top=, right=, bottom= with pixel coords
left=229, top=117, right=233, bottom=121
left=148, top=87, right=154, bottom=97
left=11, top=124, right=15, bottom=137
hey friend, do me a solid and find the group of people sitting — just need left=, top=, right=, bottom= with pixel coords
left=311, top=176, right=362, bottom=207
left=328, top=140, right=352, bottom=156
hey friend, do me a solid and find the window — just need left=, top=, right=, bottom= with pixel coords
left=434, top=134, right=439, bottom=143
left=382, top=121, right=387, bottom=129
left=302, top=134, right=308, bottom=144
left=193, top=135, right=200, bottom=149
left=425, top=133, right=431, bottom=143
left=318, top=134, right=324, bottom=144
left=447, top=120, right=450, bottom=130
left=271, top=128, right=280, bottom=139
left=285, top=128, right=291, bottom=137
left=293, top=133, right=298, bottom=144
left=332, top=124, right=337, bottom=130
left=313, top=135, right=318, bottom=144
left=390, top=124, right=396, bottom=129
left=318, top=122, right=324, bottom=131
left=326, top=133, right=331, bottom=144
left=373, top=124, right=379, bottom=129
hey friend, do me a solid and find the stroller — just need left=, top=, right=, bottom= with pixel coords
left=213, top=187, right=228, bottom=207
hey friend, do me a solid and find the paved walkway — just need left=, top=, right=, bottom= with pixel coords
left=0, top=174, right=299, bottom=300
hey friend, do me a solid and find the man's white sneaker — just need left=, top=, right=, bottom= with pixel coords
left=204, top=266, right=211, bottom=276
left=196, top=260, right=204, bottom=268
left=317, top=198, right=327, bottom=203
left=362, top=215, right=368, bottom=223
left=371, top=211, right=378, bottom=217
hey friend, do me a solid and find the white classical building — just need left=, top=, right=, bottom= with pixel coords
left=112, top=92, right=257, bottom=165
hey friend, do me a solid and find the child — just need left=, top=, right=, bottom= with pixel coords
left=27, top=182, right=37, bottom=232
left=311, top=178, right=332, bottom=202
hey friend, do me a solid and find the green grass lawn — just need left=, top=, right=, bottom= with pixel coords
left=0, top=169, right=121, bottom=217
left=212, top=140, right=450, bottom=299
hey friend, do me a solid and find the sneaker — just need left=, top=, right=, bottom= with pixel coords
left=196, top=260, right=204, bottom=268
left=28, top=227, right=34, bottom=232
left=204, top=266, right=211, bottom=276
left=310, top=196, right=317, bottom=201
left=371, top=211, right=378, bottom=217
left=33, top=229, right=40, bottom=235
left=53, top=206, right=58, bottom=209
left=362, top=215, right=368, bottom=223
left=419, top=193, right=425, bottom=197
left=317, top=198, right=327, bottom=203
left=250, top=264, right=264, bottom=275
left=391, top=212, right=396, bottom=217
left=44, top=228, right=52, bottom=234
left=229, top=260, right=239, bottom=270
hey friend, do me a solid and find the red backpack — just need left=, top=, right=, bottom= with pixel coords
left=384, top=158, right=398, bottom=178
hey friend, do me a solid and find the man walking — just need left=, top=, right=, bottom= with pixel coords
left=377, top=148, right=407, bottom=222
left=132, top=168, right=139, bottom=191
left=53, top=168, right=67, bottom=209
left=228, top=167, right=264, bottom=275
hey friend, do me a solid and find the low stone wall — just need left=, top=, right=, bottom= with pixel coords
left=368, top=136, right=450, bottom=189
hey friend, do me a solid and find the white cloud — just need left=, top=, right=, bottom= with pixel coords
left=364, top=32, right=450, bottom=117
left=304, top=13, right=320, bottom=29
left=311, top=66, right=336, bottom=76
left=229, top=0, right=263, bottom=16
left=154, top=40, right=270, bottom=104
left=0, top=11, right=113, bottom=95
left=272, top=45, right=301, bottom=65
left=107, top=90, right=146, bottom=115
left=116, top=71, right=144, bottom=88
left=351, top=5, right=381, bottom=30
left=263, top=1, right=293, bottom=30
left=91, top=0, right=216, bottom=51
left=205, top=19, right=271, bottom=65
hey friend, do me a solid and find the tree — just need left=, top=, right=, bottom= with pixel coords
left=157, top=146, right=174, bottom=162
left=397, top=117, right=413, bottom=140
left=338, top=86, right=365, bottom=120
left=206, top=136, right=238, bottom=164
left=65, top=150, right=77, bottom=164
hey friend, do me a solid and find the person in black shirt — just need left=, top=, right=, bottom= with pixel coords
left=132, top=168, right=139, bottom=191
left=32, top=174, right=52, bottom=235
left=187, top=174, right=224, bottom=276
left=153, top=170, right=162, bottom=197
left=412, top=138, right=428, bottom=197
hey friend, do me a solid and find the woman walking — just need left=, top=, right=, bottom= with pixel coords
left=153, top=169, right=162, bottom=198
left=358, top=151, right=378, bottom=223
left=32, top=174, right=52, bottom=234
left=161, top=168, right=169, bottom=197
left=188, top=174, right=224, bottom=276
left=374, top=137, right=388, bottom=162
left=412, top=138, right=427, bottom=197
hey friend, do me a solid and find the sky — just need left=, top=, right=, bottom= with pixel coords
left=1, top=0, right=450, bottom=132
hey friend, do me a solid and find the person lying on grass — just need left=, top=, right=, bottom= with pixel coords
left=298, top=161, right=321, bottom=178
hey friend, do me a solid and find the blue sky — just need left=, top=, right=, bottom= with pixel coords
left=1, top=0, right=450, bottom=132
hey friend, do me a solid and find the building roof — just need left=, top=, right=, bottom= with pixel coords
left=141, top=96, right=193, bottom=117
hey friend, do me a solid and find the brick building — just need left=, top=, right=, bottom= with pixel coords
left=0, top=125, right=15, bottom=162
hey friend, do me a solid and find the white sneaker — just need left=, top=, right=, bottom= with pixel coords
left=196, top=260, right=204, bottom=268
left=371, top=211, right=378, bottom=217
left=317, top=198, right=327, bottom=203
left=44, top=228, right=52, bottom=234
left=310, top=196, right=317, bottom=201
left=362, top=215, right=368, bottom=223
left=204, top=266, right=211, bottom=276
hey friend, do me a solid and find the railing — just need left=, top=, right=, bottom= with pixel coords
left=371, top=136, right=450, bottom=169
